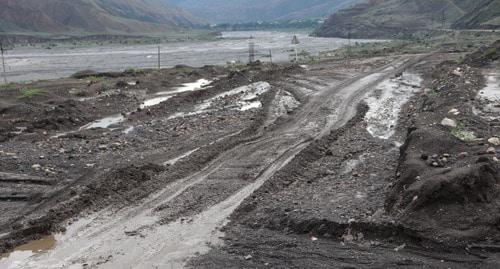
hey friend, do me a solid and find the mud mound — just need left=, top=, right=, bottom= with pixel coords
left=86, top=163, right=165, bottom=203
left=387, top=128, right=500, bottom=243
left=387, top=45, right=500, bottom=246
left=463, top=40, right=500, bottom=67
left=0, top=99, right=90, bottom=139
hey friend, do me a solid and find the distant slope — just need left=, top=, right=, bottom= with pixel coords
left=164, top=0, right=361, bottom=23
left=0, top=0, right=202, bottom=34
left=314, top=0, right=500, bottom=39
left=452, top=0, right=500, bottom=29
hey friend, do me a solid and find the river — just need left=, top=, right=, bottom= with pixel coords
left=2, top=31, right=377, bottom=83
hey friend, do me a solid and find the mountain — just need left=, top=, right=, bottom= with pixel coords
left=0, top=0, right=202, bottom=34
left=164, top=0, right=361, bottom=23
left=452, top=0, right=500, bottom=29
left=314, top=0, right=500, bottom=39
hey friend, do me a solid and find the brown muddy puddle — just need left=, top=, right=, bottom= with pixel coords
left=0, top=235, right=56, bottom=268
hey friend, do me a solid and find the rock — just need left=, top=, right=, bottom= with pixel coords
left=32, top=164, right=42, bottom=170
left=448, top=108, right=460, bottom=115
left=394, top=244, right=406, bottom=252
left=452, top=68, right=463, bottom=77
left=458, top=152, right=469, bottom=158
left=487, top=147, right=496, bottom=154
left=488, top=137, right=500, bottom=146
left=420, top=154, right=428, bottom=160
left=244, top=255, right=253, bottom=260
left=98, top=144, right=108, bottom=150
left=440, top=118, right=457, bottom=128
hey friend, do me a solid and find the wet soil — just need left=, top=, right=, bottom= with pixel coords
left=0, top=42, right=499, bottom=268
left=190, top=47, right=500, bottom=268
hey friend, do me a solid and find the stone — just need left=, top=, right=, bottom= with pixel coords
left=487, top=147, right=496, bottom=154
left=440, top=118, right=457, bottom=128
left=488, top=137, right=500, bottom=146
left=448, top=108, right=460, bottom=115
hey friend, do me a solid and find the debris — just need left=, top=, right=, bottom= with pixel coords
left=244, top=255, right=253, bottom=260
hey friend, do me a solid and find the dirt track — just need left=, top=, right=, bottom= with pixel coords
left=0, top=42, right=499, bottom=268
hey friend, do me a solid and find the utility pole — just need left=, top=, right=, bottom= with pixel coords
left=291, top=35, right=300, bottom=62
left=0, top=42, right=7, bottom=84
left=269, top=49, right=273, bottom=64
left=248, top=41, right=255, bottom=63
left=346, top=25, right=352, bottom=67
left=441, top=10, right=446, bottom=29
left=157, top=46, right=161, bottom=70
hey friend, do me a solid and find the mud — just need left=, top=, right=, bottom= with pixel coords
left=0, top=41, right=499, bottom=268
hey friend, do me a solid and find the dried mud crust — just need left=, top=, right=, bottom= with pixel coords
left=0, top=64, right=300, bottom=254
left=387, top=52, right=500, bottom=247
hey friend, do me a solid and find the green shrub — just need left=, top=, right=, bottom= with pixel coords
left=20, top=88, right=45, bottom=98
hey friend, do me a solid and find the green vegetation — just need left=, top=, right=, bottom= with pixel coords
left=296, top=50, right=319, bottom=64
left=98, top=83, right=111, bottom=92
left=210, top=19, right=321, bottom=31
left=87, top=76, right=104, bottom=82
left=425, top=89, right=439, bottom=97
left=451, top=124, right=476, bottom=142
left=3, top=30, right=220, bottom=49
left=0, top=82, right=16, bottom=89
left=19, top=88, right=45, bottom=98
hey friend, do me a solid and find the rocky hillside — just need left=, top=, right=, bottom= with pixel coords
left=0, top=0, right=202, bottom=34
left=164, top=0, right=361, bottom=23
left=314, top=0, right=500, bottom=39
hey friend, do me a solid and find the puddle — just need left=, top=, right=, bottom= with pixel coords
left=122, top=126, right=135, bottom=134
left=164, top=148, right=199, bottom=166
left=479, top=74, right=500, bottom=101
left=0, top=235, right=56, bottom=268
left=80, top=114, right=125, bottom=130
left=239, top=101, right=262, bottom=111
left=168, top=82, right=271, bottom=119
left=364, top=73, right=422, bottom=139
left=156, top=79, right=212, bottom=95
left=140, top=96, right=172, bottom=109
left=475, top=72, right=500, bottom=120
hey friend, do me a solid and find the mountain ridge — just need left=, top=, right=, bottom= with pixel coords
left=0, top=0, right=202, bottom=34
left=164, top=0, right=361, bottom=23
left=313, top=0, right=500, bottom=39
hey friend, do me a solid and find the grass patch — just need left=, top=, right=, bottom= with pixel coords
left=20, top=88, right=45, bottom=98
left=87, top=75, right=103, bottom=82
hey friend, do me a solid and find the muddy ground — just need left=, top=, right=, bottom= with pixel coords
left=0, top=40, right=499, bottom=268
left=190, top=43, right=500, bottom=268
